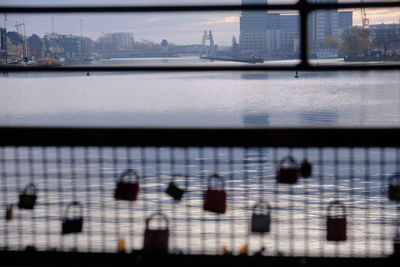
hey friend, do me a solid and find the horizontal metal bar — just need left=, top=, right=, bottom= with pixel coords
left=0, top=127, right=399, bottom=147
left=0, top=251, right=396, bottom=266
left=2, top=63, right=400, bottom=72
left=1, top=2, right=400, bottom=13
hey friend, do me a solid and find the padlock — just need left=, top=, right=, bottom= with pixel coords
left=251, top=200, right=271, bottom=233
left=276, top=156, right=299, bottom=184
left=5, top=204, right=14, bottom=221
left=388, top=174, right=400, bottom=201
left=143, top=212, right=169, bottom=253
left=300, top=159, right=312, bottom=178
left=394, top=233, right=400, bottom=256
left=61, top=201, right=83, bottom=235
left=165, top=174, right=186, bottom=201
left=114, top=168, right=140, bottom=201
left=18, top=183, right=37, bottom=209
left=203, top=173, right=227, bottom=214
left=326, top=200, right=347, bottom=241
left=118, top=238, right=126, bottom=253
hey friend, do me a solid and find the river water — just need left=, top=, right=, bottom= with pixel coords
left=0, top=57, right=399, bottom=257
left=1, top=57, right=400, bottom=127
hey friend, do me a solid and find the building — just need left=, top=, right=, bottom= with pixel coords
left=240, top=0, right=299, bottom=56
left=0, top=27, right=6, bottom=59
left=240, top=0, right=269, bottom=52
left=27, top=34, right=44, bottom=59
left=308, top=0, right=339, bottom=50
left=99, top=32, right=134, bottom=51
left=44, top=33, right=92, bottom=59
left=338, top=11, right=353, bottom=36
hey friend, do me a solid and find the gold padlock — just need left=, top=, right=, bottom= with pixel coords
left=118, top=238, right=126, bottom=253
left=5, top=204, right=14, bottom=221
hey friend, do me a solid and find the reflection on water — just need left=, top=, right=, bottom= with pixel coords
left=0, top=57, right=400, bottom=127
left=243, top=113, right=270, bottom=126
left=299, top=111, right=339, bottom=126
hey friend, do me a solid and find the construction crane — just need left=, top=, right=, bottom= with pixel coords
left=360, top=0, right=369, bottom=33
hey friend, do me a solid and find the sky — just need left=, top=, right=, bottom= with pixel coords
left=1, top=0, right=400, bottom=45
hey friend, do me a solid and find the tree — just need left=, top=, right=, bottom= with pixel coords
left=339, top=27, right=369, bottom=58
left=323, top=36, right=340, bottom=50
left=372, top=25, right=400, bottom=56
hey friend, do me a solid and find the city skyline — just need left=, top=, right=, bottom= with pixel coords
left=1, top=0, right=400, bottom=45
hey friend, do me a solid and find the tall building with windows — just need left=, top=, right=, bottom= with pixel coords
left=0, top=28, right=7, bottom=54
left=240, top=0, right=269, bottom=52
left=240, top=0, right=299, bottom=56
left=308, top=0, right=339, bottom=49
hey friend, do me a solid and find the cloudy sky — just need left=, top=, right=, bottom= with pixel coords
left=1, top=0, right=400, bottom=45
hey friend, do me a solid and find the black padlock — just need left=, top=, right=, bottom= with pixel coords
left=165, top=174, right=186, bottom=201
left=18, top=183, right=37, bottom=209
left=388, top=173, right=400, bottom=201
left=5, top=204, right=14, bottom=221
left=394, top=233, right=400, bottom=256
left=300, top=159, right=312, bottom=178
left=143, top=212, right=169, bottom=253
left=61, top=201, right=83, bottom=235
left=251, top=200, right=271, bottom=234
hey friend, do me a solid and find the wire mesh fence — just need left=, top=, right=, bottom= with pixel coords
left=1, top=145, right=399, bottom=258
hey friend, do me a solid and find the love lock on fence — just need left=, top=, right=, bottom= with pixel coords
left=143, top=212, right=169, bottom=253
left=326, top=200, right=347, bottom=242
left=300, top=159, right=312, bottom=178
left=18, top=183, right=37, bottom=210
left=388, top=173, right=400, bottom=201
left=276, top=156, right=299, bottom=184
left=165, top=174, right=186, bottom=201
left=251, top=200, right=271, bottom=234
left=5, top=204, right=14, bottom=221
left=114, top=168, right=140, bottom=201
left=61, top=201, right=83, bottom=235
left=203, top=173, right=227, bottom=214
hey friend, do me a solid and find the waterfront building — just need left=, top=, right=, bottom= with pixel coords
left=240, top=0, right=269, bottom=52
left=240, top=0, right=299, bottom=57
left=308, top=0, right=339, bottom=51
left=337, top=11, right=353, bottom=37
left=0, top=27, right=6, bottom=59
left=44, top=33, right=92, bottom=59
left=99, top=32, right=134, bottom=50
left=6, top=31, right=24, bottom=60
left=27, top=34, right=44, bottom=59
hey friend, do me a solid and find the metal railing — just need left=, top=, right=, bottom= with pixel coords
left=0, top=127, right=399, bottom=260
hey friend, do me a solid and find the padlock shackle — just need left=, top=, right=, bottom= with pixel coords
left=118, top=168, right=140, bottom=182
left=389, top=173, right=400, bottom=185
left=279, top=156, right=298, bottom=168
left=64, top=201, right=83, bottom=219
left=146, top=212, right=169, bottom=230
left=252, top=200, right=271, bottom=215
left=327, top=200, right=346, bottom=217
left=207, top=173, right=225, bottom=190
left=22, top=183, right=37, bottom=195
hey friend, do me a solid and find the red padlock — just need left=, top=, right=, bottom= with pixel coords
left=143, top=212, right=169, bottom=253
left=203, top=173, right=226, bottom=214
left=114, top=169, right=140, bottom=201
left=276, top=156, right=299, bottom=184
left=326, top=200, right=347, bottom=241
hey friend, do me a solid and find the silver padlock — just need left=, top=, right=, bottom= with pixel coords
left=250, top=200, right=271, bottom=234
